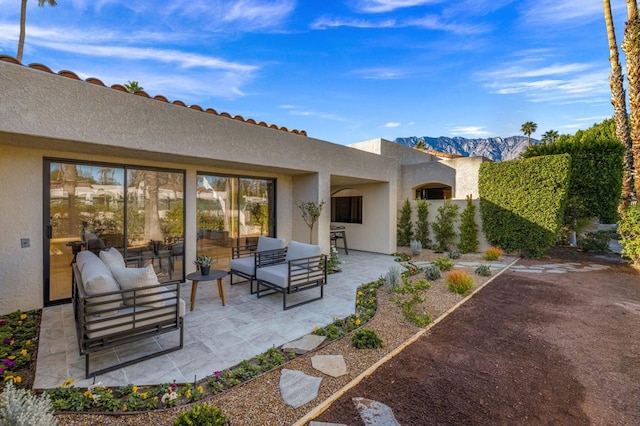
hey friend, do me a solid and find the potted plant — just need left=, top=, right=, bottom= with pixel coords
left=193, top=255, right=213, bottom=275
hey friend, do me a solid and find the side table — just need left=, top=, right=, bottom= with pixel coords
left=186, top=270, right=228, bottom=311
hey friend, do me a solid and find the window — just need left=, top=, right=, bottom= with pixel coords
left=415, top=184, right=452, bottom=200
left=331, top=189, right=362, bottom=223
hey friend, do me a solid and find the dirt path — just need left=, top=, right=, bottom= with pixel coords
left=313, top=253, right=640, bottom=425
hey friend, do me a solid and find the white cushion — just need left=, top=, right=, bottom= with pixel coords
left=76, top=251, right=121, bottom=316
left=99, top=247, right=126, bottom=271
left=285, top=241, right=322, bottom=262
left=256, top=236, right=286, bottom=252
left=230, top=256, right=256, bottom=276
left=76, top=250, right=106, bottom=276
left=111, top=265, right=163, bottom=307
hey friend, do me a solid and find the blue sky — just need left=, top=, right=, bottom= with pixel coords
left=0, top=0, right=628, bottom=145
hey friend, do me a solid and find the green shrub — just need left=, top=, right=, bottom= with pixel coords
left=577, top=231, right=611, bottom=252
left=448, top=249, right=460, bottom=260
left=458, top=195, right=479, bottom=253
left=415, top=200, right=431, bottom=248
left=523, top=120, right=624, bottom=224
left=619, top=204, right=640, bottom=265
left=397, top=199, right=413, bottom=246
left=424, top=264, right=441, bottom=280
left=432, top=201, right=459, bottom=252
left=384, top=265, right=403, bottom=292
left=474, top=264, right=492, bottom=277
left=352, top=329, right=383, bottom=349
left=432, top=257, right=454, bottom=272
left=174, top=402, right=229, bottom=426
left=479, top=154, right=571, bottom=257
left=446, top=270, right=474, bottom=295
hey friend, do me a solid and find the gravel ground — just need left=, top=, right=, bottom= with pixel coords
left=54, top=250, right=513, bottom=425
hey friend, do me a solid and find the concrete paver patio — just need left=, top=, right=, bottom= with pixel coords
left=34, top=250, right=399, bottom=389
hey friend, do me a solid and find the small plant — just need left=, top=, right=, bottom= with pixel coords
left=392, top=252, right=411, bottom=262
left=458, top=194, right=480, bottom=253
left=352, top=328, right=383, bottom=349
left=384, top=265, right=403, bottom=292
left=298, top=200, right=325, bottom=244
left=174, top=402, right=229, bottom=426
left=446, top=270, right=474, bottom=295
left=474, top=264, right=492, bottom=277
left=397, top=199, right=414, bottom=246
left=432, top=257, right=454, bottom=272
left=577, top=231, right=611, bottom=252
left=448, top=248, right=460, bottom=259
left=410, top=239, right=422, bottom=255
left=424, top=264, right=441, bottom=280
left=326, top=247, right=342, bottom=273
left=619, top=204, right=640, bottom=265
left=193, top=255, right=213, bottom=268
left=483, top=246, right=504, bottom=261
left=0, top=381, right=58, bottom=426
left=415, top=199, right=431, bottom=248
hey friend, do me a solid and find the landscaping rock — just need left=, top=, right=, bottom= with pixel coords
left=282, top=334, right=326, bottom=354
left=311, top=354, right=347, bottom=378
left=352, top=397, right=400, bottom=426
left=279, top=369, right=322, bottom=408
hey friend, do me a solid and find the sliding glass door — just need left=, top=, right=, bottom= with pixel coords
left=196, top=173, right=275, bottom=270
left=44, top=160, right=185, bottom=305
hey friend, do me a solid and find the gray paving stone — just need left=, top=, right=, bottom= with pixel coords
left=309, top=422, right=347, bottom=426
left=353, top=397, right=400, bottom=426
left=311, top=354, right=347, bottom=378
left=282, top=334, right=327, bottom=354
left=280, top=369, right=322, bottom=408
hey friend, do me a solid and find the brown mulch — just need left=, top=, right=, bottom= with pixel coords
left=313, top=248, right=640, bottom=425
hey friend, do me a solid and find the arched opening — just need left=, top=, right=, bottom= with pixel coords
left=415, top=183, right=452, bottom=200
left=331, top=188, right=363, bottom=224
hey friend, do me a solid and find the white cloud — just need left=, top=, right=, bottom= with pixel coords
left=351, top=0, right=443, bottom=13
left=384, top=122, right=401, bottom=128
left=311, top=16, right=397, bottom=29
left=521, top=0, right=623, bottom=25
left=280, top=105, right=348, bottom=122
left=352, top=66, right=411, bottom=80
left=448, top=126, right=492, bottom=137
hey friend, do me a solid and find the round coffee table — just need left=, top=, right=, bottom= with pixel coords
left=186, top=270, right=228, bottom=311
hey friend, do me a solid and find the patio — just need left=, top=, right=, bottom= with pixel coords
left=33, top=250, right=398, bottom=389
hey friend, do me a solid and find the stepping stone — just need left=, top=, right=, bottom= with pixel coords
left=310, top=422, right=347, bottom=426
left=282, top=334, right=326, bottom=354
left=279, top=369, right=322, bottom=408
left=311, top=354, right=347, bottom=378
left=353, top=397, right=400, bottom=426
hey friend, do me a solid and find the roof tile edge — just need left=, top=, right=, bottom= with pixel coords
left=0, top=54, right=307, bottom=137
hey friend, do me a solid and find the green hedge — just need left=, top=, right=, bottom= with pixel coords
left=522, top=121, right=624, bottom=224
left=479, top=154, right=571, bottom=257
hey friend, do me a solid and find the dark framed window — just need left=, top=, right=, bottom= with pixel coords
left=415, top=184, right=452, bottom=200
left=331, top=196, right=362, bottom=224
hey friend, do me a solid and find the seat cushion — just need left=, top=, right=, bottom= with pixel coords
left=230, top=256, right=256, bottom=276
left=285, top=241, right=322, bottom=262
left=76, top=250, right=121, bottom=316
left=111, top=265, right=164, bottom=307
left=256, top=264, right=290, bottom=288
left=256, top=236, right=287, bottom=252
left=99, top=247, right=126, bottom=271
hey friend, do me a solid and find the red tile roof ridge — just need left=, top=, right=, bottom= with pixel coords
left=0, top=54, right=307, bottom=137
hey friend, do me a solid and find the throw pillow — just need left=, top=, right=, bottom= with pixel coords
left=99, top=247, right=126, bottom=271
left=111, top=265, right=164, bottom=307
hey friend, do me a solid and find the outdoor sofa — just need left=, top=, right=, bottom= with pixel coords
left=72, top=248, right=185, bottom=378
left=229, top=236, right=287, bottom=293
left=255, top=240, right=327, bottom=310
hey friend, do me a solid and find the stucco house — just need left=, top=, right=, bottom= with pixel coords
left=0, top=55, right=488, bottom=316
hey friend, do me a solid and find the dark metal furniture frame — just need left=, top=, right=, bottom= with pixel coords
left=229, top=245, right=287, bottom=293
left=256, top=254, right=328, bottom=310
left=72, top=263, right=184, bottom=379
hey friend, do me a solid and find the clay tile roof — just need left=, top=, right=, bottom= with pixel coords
left=0, top=54, right=307, bottom=137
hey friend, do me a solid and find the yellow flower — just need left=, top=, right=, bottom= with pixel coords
left=20, top=314, right=27, bottom=320
left=355, top=299, right=360, bottom=304
left=355, top=319, right=361, bottom=326
left=61, top=378, right=75, bottom=388
left=132, top=385, right=138, bottom=394
left=20, top=349, right=27, bottom=357
left=122, top=405, right=128, bottom=412
left=185, top=389, right=192, bottom=399
left=25, top=340, right=31, bottom=346
left=313, top=325, right=318, bottom=332
left=197, top=385, right=204, bottom=394
left=4, top=376, right=14, bottom=382
left=13, top=376, right=22, bottom=384
left=357, top=291, right=364, bottom=296
left=7, top=356, right=15, bottom=360
left=84, top=391, right=93, bottom=399
left=141, top=392, right=148, bottom=400
left=17, top=321, right=22, bottom=326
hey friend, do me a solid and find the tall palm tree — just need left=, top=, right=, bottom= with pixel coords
left=124, top=81, right=144, bottom=93
left=521, top=121, right=538, bottom=147
left=541, top=129, right=560, bottom=145
left=17, top=0, right=57, bottom=62
left=623, top=0, right=640, bottom=201
left=604, top=0, right=635, bottom=209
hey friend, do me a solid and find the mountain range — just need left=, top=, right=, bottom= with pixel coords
left=394, top=136, right=539, bottom=161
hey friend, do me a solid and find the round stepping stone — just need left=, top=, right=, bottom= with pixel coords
left=352, top=397, right=400, bottom=426
left=279, top=369, right=322, bottom=408
left=311, top=354, right=347, bottom=378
